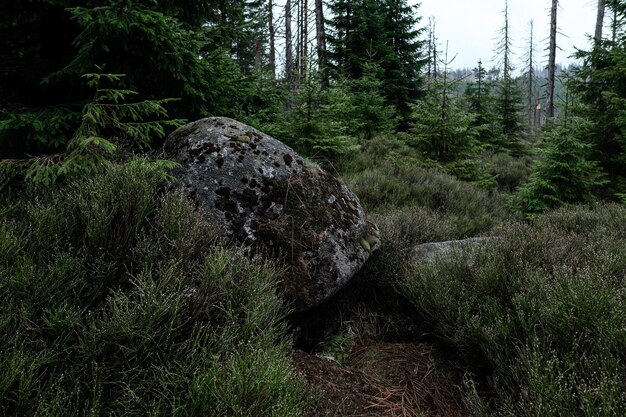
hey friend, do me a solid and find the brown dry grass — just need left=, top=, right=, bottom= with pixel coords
left=293, top=342, right=466, bottom=417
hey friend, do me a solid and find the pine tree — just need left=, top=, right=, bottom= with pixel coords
left=381, top=0, right=427, bottom=122
left=1, top=69, right=181, bottom=186
left=0, top=0, right=250, bottom=157
left=514, top=120, right=606, bottom=215
left=409, top=44, right=478, bottom=164
left=494, top=0, right=524, bottom=154
left=326, top=0, right=426, bottom=125
left=570, top=0, right=626, bottom=195
left=465, top=60, right=502, bottom=149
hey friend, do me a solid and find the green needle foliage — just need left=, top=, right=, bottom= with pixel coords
left=513, top=120, right=606, bottom=216
left=1, top=69, right=182, bottom=186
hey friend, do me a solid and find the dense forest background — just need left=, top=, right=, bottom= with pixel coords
left=2, top=1, right=626, bottom=416
left=2, top=0, right=626, bottom=212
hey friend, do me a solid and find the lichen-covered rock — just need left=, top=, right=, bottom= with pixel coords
left=164, top=117, right=379, bottom=311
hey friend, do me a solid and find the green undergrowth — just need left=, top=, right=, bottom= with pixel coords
left=402, top=204, right=626, bottom=416
left=343, top=160, right=509, bottom=237
left=0, top=159, right=304, bottom=416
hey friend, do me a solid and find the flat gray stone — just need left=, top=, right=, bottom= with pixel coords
left=413, top=237, right=496, bottom=267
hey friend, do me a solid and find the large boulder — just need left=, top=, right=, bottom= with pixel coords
left=164, top=117, right=379, bottom=311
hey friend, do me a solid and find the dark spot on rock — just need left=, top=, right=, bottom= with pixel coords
left=258, top=168, right=263, bottom=174
left=236, top=188, right=259, bottom=208
left=215, top=195, right=237, bottom=213
left=273, top=162, right=281, bottom=168
left=283, top=154, right=293, bottom=167
left=197, top=155, right=206, bottom=163
left=249, top=178, right=258, bottom=188
left=215, top=157, right=224, bottom=168
left=216, top=187, right=231, bottom=198
left=204, top=143, right=220, bottom=154
left=296, top=159, right=304, bottom=165
left=253, top=150, right=261, bottom=155
left=250, top=143, right=257, bottom=150
left=241, top=177, right=249, bottom=184
left=262, top=151, right=269, bottom=156
left=238, top=155, right=245, bottom=162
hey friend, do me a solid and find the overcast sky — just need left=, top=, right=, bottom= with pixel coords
left=417, top=0, right=598, bottom=71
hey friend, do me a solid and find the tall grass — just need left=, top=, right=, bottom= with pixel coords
left=0, top=159, right=303, bottom=416
left=402, top=204, right=626, bottom=416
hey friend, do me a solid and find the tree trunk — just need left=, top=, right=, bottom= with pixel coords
left=595, top=0, right=606, bottom=44
left=285, top=0, right=293, bottom=82
left=527, top=20, right=535, bottom=126
left=546, top=0, right=558, bottom=119
left=315, top=0, right=327, bottom=87
left=269, top=0, right=275, bottom=78
left=296, top=0, right=301, bottom=81
left=301, top=0, right=308, bottom=78
left=431, top=18, right=437, bottom=77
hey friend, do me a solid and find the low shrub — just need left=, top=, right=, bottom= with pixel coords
left=402, top=204, right=626, bottom=415
left=343, top=161, right=509, bottom=236
left=365, top=207, right=458, bottom=284
left=483, top=152, right=534, bottom=192
left=0, top=160, right=304, bottom=416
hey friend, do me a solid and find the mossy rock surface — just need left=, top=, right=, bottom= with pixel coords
left=165, top=117, right=379, bottom=310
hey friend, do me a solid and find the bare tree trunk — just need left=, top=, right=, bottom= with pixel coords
left=527, top=20, right=535, bottom=126
left=503, top=0, right=510, bottom=82
left=432, top=18, right=437, bottom=77
left=296, top=0, right=301, bottom=81
left=254, top=39, right=262, bottom=71
left=595, top=0, right=606, bottom=44
left=546, top=0, right=558, bottom=119
left=427, top=17, right=433, bottom=79
left=612, top=0, right=618, bottom=43
left=315, top=0, right=327, bottom=87
left=269, top=0, right=275, bottom=78
left=301, top=0, right=308, bottom=78
left=285, top=0, right=293, bottom=83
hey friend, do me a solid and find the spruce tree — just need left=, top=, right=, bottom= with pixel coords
left=464, top=60, right=502, bottom=150
left=326, top=0, right=426, bottom=126
left=409, top=45, right=478, bottom=164
left=494, top=0, right=524, bottom=155
left=571, top=0, right=626, bottom=195
left=0, top=0, right=249, bottom=157
left=514, top=121, right=606, bottom=215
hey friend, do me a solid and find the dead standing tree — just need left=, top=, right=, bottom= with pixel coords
left=546, top=0, right=558, bottom=119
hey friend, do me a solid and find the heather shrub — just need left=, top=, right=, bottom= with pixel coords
left=402, top=204, right=626, bottom=415
left=343, top=161, right=508, bottom=236
left=484, top=152, right=534, bottom=192
left=0, top=160, right=304, bottom=416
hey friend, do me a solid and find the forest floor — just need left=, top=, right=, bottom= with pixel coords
left=292, top=341, right=466, bottom=416
left=289, top=275, right=469, bottom=417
